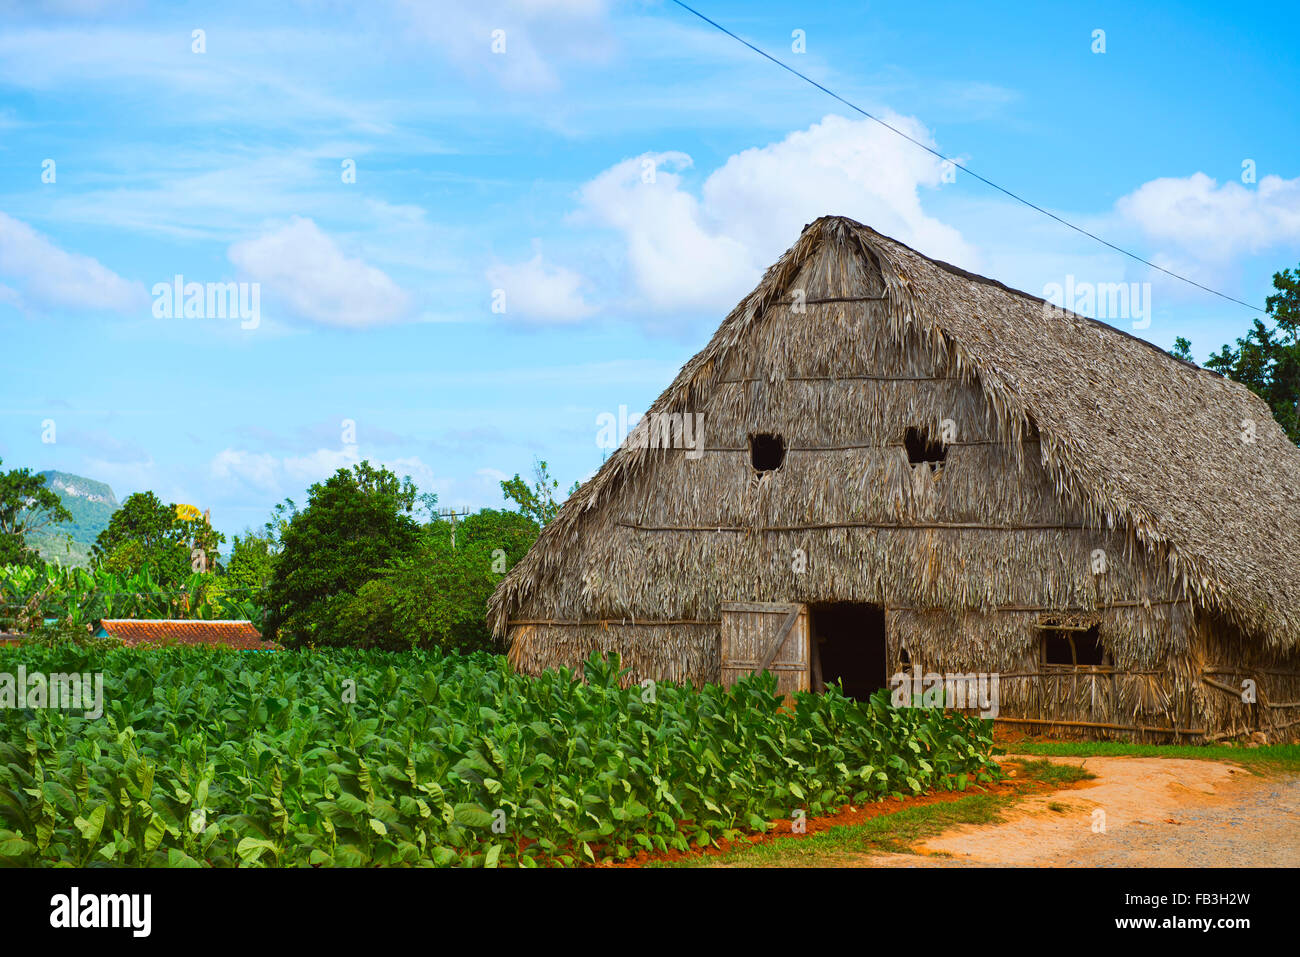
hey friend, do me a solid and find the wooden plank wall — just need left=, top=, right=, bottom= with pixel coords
left=720, top=601, right=809, bottom=694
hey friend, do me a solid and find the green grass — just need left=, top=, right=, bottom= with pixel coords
left=653, top=758, right=1079, bottom=867
left=653, top=792, right=1010, bottom=867
left=1012, top=741, right=1300, bottom=773
left=1015, top=759, right=1096, bottom=785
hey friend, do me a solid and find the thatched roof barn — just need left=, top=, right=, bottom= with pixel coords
left=490, top=216, right=1300, bottom=742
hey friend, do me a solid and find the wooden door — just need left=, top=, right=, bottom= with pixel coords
left=720, top=601, right=809, bottom=695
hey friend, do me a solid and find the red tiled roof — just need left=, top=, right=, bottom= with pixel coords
left=99, top=619, right=269, bottom=650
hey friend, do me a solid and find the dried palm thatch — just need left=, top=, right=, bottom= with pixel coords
left=489, top=216, right=1300, bottom=740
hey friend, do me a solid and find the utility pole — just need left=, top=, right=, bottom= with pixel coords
left=437, top=507, right=471, bottom=548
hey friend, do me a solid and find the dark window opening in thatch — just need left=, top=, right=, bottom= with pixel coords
left=810, top=602, right=886, bottom=699
left=750, top=433, right=786, bottom=472
left=904, top=426, right=947, bottom=470
left=1041, top=624, right=1107, bottom=667
left=899, top=647, right=910, bottom=666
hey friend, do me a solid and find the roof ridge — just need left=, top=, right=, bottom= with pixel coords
left=819, top=216, right=1223, bottom=382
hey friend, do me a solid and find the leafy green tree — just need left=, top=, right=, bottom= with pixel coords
left=0, top=460, right=73, bottom=567
left=91, top=491, right=225, bottom=585
left=262, top=462, right=421, bottom=646
left=457, top=508, right=539, bottom=567
left=339, top=506, right=537, bottom=648
left=225, top=532, right=276, bottom=593
left=333, top=531, right=501, bottom=652
left=262, top=498, right=298, bottom=551
left=1169, top=336, right=1194, bottom=363
left=501, top=458, right=576, bottom=527
left=0, top=536, right=31, bottom=570
left=415, top=490, right=440, bottom=525
left=331, top=507, right=539, bottom=652
left=220, top=499, right=299, bottom=618
left=1180, top=264, right=1300, bottom=444
left=93, top=491, right=171, bottom=559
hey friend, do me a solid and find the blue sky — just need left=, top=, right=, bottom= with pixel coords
left=2, top=0, right=1298, bottom=545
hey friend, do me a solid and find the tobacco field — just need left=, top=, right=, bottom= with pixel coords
left=0, top=645, right=999, bottom=867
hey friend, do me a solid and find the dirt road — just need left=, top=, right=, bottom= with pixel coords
left=868, top=756, right=1300, bottom=867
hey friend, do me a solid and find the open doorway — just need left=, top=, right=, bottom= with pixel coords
left=809, top=602, right=887, bottom=699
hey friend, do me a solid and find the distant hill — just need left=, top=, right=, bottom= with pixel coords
left=28, top=471, right=120, bottom=567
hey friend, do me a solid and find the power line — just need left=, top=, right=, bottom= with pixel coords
left=668, top=0, right=1267, bottom=315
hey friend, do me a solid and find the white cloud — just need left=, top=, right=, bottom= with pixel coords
left=362, top=457, right=508, bottom=509
left=571, top=113, right=977, bottom=319
left=0, top=210, right=145, bottom=312
left=0, top=26, right=400, bottom=135
left=409, top=463, right=516, bottom=510
left=211, top=449, right=279, bottom=493
left=486, top=247, right=597, bottom=322
left=207, top=445, right=499, bottom=509
left=1116, top=172, right=1300, bottom=261
left=77, top=457, right=159, bottom=501
left=396, top=0, right=614, bottom=92
left=210, top=445, right=362, bottom=496
left=574, top=151, right=755, bottom=313
left=701, top=115, right=972, bottom=265
left=228, top=217, right=410, bottom=327
left=383, top=455, right=442, bottom=494
left=282, top=445, right=361, bottom=483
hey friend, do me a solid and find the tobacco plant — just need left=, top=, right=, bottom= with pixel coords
left=0, top=645, right=998, bottom=867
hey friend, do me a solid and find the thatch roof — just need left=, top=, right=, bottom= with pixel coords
left=491, top=216, right=1300, bottom=650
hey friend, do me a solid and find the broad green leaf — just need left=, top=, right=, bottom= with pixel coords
left=236, top=837, right=278, bottom=864
left=453, top=803, right=493, bottom=828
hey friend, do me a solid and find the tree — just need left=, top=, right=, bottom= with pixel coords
left=456, top=508, right=540, bottom=567
left=0, top=460, right=73, bottom=566
left=93, top=491, right=173, bottom=559
left=1169, top=336, right=1194, bottom=363
left=262, top=498, right=298, bottom=551
left=329, top=506, right=539, bottom=653
left=262, top=461, right=422, bottom=646
left=225, top=532, right=275, bottom=593
left=333, top=532, right=502, bottom=653
left=1180, top=264, right=1300, bottom=445
left=415, top=490, right=440, bottom=525
left=92, top=491, right=225, bottom=585
left=222, top=498, right=296, bottom=597
left=501, top=458, right=576, bottom=527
